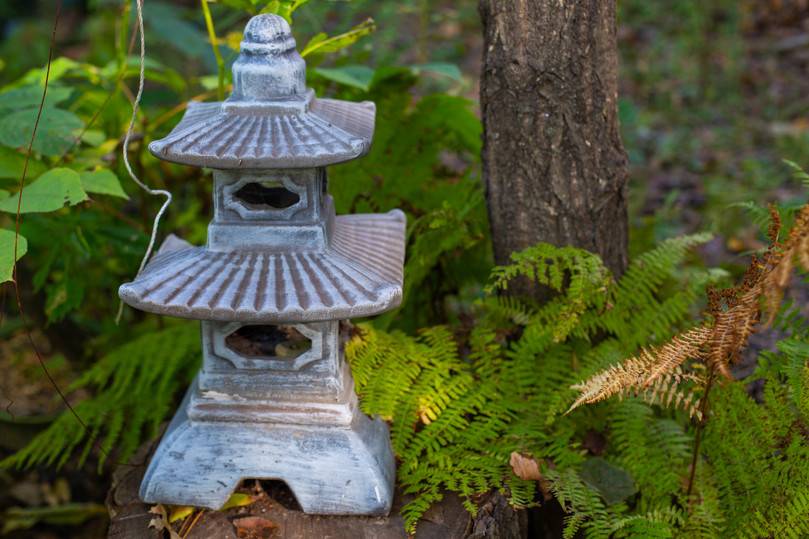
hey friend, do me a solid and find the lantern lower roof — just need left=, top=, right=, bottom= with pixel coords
left=148, top=97, right=375, bottom=169
left=118, top=211, right=404, bottom=323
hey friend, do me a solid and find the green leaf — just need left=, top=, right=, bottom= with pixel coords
left=301, top=18, right=376, bottom=58
left=80, top=169, right=128, bottom=199
left=0, top=229, right=27, bottom=283
left=411, top=63, right=463, bottom=82
left=0, top=85, right=72, bottom=112
left=79, top=129, right=106, bottom=147
left=168, top=506, right=195, bottom=523
left=0, top=168, right=87, bottom=214
left=0, top=107, right=83, bottom=156
left=579, top=457, right=637, bottom=506
left=314, top=65, right=375, bottom=91
left=11, top=58, right=86, bottom=88
left=220, top=492, right=256, bottom=510
left=0, top=146, right=47, bottom=180
left=261, top=0, right=311, bottom=20
left=143, top=2, right=209, bottom=60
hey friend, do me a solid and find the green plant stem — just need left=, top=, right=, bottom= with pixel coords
left=200, top=0, right=225, bottom=101
left=686, top=364, right=717, bottom=500
left=116, top=0, right=131, bottom=69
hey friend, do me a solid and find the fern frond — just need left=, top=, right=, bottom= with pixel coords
left=346, top=323, right=515, bottom=529
left=681, top=463, right=725, bottom=539
left=601, top=233, right=713, bottom=346
left=2, top=323, right=200, bottom=471
left=784, top=158, right=809, bottom=188
left=727, top=201, right=775, bottom=237
left=478, top=294, right=534, bottom=326
left=486, top=242, right=611, bottom=304
left=546, top=467, right=611, bottom=539
left=610, top=506, right=682, bottom=538
left=567, top=326, right=710, bottom=414
left=609, top=400, right=691, bottom=505
left=701, top=375, right=809, bottom=537
left=639, top=369, right=704, bottom=420
left=743, top=488, right=809, bottom=539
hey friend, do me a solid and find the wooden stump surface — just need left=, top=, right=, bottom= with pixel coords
left=106, top=438, right=527, bottom=539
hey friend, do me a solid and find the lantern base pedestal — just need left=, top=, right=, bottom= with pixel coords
left=139, top=389, right=395, bottom=516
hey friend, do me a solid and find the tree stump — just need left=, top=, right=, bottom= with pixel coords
left=106, top=438, right=527, bottom=539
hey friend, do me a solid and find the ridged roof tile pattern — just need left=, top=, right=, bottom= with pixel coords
left=119, top=211, right=405, bottom=323
left=148, top=98, right=375, bottom=169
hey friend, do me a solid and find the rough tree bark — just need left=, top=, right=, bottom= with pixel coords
left=479, top=0, right=629, bottom=286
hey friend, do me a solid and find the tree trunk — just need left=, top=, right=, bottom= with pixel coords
left=479, top=0, right=629, bottom=288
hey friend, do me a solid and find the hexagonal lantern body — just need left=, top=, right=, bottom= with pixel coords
left=119, top=14, right=402, bottom=516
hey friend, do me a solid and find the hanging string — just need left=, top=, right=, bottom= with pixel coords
left=116, top=0, right=172, bottom=323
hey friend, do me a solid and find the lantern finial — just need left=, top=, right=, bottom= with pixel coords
left=229, top=13, right=307, bottom=101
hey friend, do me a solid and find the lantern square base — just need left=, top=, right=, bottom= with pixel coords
left=139, top=389, right=395, bottom=516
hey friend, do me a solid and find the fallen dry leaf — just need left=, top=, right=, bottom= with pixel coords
left=509, top=451, right=542, bottom=481
left=148, top=504, right=182, bottom=539
left=233, top=516, right=277, bottom=539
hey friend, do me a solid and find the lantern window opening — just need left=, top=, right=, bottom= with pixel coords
left=225, top=324, right=312, bottom=360
left=222, top=174, right=310, bottom=221
left=234, top=181, right=301, bottom=210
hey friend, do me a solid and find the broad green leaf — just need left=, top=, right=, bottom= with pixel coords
left=411, top=63, right=463, bottom=82
left=301, top=18, right=376, bottom=58
left=579, top=457, right=637, bottom=506
left=11, top=57, right=86, bottom=88
left=314, top=65, right=375, bottom=91
left=80, top=169, right=128, bottom=199
left=0, top=146, right=47, bottom=180
left=0, top=107, right=83, bottom=156
left=99, top=57, right=186, bottom=94
left=0, top=168, right=87, bottom=214
left=0, top=229, right=27, bottom=283
left=0, top=85, right=72, bottom=112
left=143, top=2, right=209, bottom=60
left=80, top=129, right=106, bottom=147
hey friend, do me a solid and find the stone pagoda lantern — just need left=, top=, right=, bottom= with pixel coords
left=119, top=14, right=403, bottom=516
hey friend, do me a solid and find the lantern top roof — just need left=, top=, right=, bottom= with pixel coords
left=148, top=14, right=375, bottom=170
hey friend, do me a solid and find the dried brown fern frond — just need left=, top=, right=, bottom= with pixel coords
left=643, top=326, right=712, bottom=387
left=569, top=195, right=809, bottom=419
left=640, top=369, right=704, bottom=420
left=708, top=283, right=762, bottom=378
left=762, top=202, right=809, bottom=326
left=567, top=326, right=711, bottom=414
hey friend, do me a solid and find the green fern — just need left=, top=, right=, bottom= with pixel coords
left=701, top=368, right=809, bottom=538
left=2, top=322, right=200, bottom=471
left=346, top=235, right=723, bottom=532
